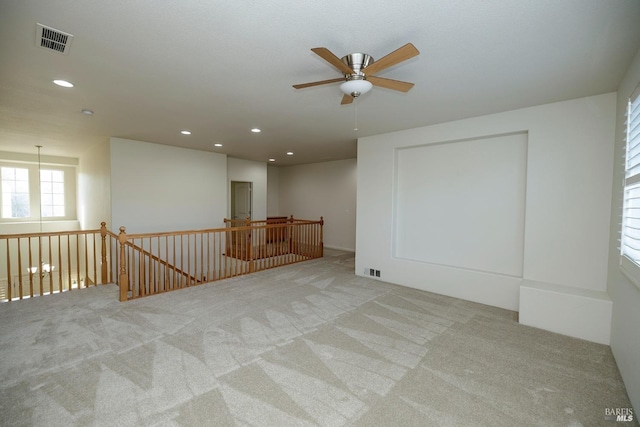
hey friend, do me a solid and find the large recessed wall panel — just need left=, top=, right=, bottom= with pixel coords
left=394, top=132, right=527, bottom=277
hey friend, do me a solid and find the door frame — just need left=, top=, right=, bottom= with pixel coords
left=230, top=180, right=253, bottom=220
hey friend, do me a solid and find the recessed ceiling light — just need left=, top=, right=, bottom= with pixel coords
left=81, top=109, right=94, bottom=115
left=286, top=152, right=294, bottom=156
left=251, top=128, right=261, bottom=133
left=268, top=158, right=276, bottom=162
left=53, top=79, right=74, bottom=88
left=181, top=130, right=191, bottom=135
left=214, top=143, right=223, bottom=147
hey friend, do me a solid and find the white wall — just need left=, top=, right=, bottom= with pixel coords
left=227, top=157, right=267, bottom=221
left=279, top=159, right=357, bottom=251
left=78, top=139, right=111, bottom=231
left=357, top=93, right=615, bottom=310
left=608, top=47, right=640, bottom=412
left=267, top=165, right=280, bottom=217
left=394, top=132, right=527, bottom=276
left=110, top=138, right=227, bottom=233
left=0, top=220, right=79, bottom=235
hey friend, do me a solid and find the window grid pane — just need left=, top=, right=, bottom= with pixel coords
left=40, top=169, right=65, bottom=218
left=1, top=167, right=30, bottom=218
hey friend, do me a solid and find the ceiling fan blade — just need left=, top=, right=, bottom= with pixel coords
left=293, top=77, right=344, bottom=89
left=367, top=76, right=415, bottom=92
left=311, top=47, right=354, bottom=75
left=341, top=94, right=354, bottom=105
left=362, top=43, right=419, bottom=76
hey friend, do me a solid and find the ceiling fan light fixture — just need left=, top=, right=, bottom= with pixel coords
left=340, top=79, right=372, bottom=97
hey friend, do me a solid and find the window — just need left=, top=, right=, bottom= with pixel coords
left=621, top=88, right=640, bottom=284
left=0, top=161, right=76, bottom=223
left=40, top=169, right=65, bottom=217
left=1, top=167, right=30, bottom=218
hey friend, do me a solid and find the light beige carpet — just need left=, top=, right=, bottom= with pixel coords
left=0, top=249, right=634, bottom=426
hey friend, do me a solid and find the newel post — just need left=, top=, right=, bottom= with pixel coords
left=100, top=222, right=108, bottom=284
left=288, top=215, right=294, bottom=254
left=319, top=216, right=324, bottom=257
left=118, top=226, right=129, bottom=302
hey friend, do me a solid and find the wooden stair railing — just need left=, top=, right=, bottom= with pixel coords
left=118, top=216, right=323, bottom=301
left=2, top=218, right=323, bottom=303
left=121, top=236, right=200, bottom=288
left=1, top=222, right=116, bottom=302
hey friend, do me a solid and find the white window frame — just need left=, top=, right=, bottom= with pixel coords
left=1, top=166, right=31, bottom=219
left=0, top=161, right=76, bottom=223
left=39, top=169, right=66, bottom=218
left=621, top=87, right=640, bottom=287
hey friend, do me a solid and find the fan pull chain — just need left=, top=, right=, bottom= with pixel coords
left=354, top=101, right=358, bottom=132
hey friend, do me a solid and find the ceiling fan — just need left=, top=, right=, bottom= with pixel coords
left=293, top=43, right=419, bottom=105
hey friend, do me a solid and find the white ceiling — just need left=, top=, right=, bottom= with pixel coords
left=1, top=1, right=639, bottom=166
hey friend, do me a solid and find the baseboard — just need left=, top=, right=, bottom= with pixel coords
left=324, top=245, right=355, bottom=253
left=519, top=280, right=612, bottom=345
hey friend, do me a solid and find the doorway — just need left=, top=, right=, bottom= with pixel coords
left=230, top=181, right=252, bottom=220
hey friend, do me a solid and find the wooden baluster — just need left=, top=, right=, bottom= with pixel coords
left=178, top=234, right=182, bottom=288
left=139, top=238, right=146, bottom=296
left=188, top=233, right=192, bottom=286
left=6, top=239, right=11, bottom=301
left=143, top=237, right=149, bottom=294
left=215, top=231, right=220, bottom=280
left=288, top=215, right=293, bottom=264
left=172, top=235, right=177, bottom=290
left=84, top=233, right=90, bottom=288
left=234, top=228, right=239, bottom=276
left=27, top=237, right=34, bottom=297
left=17, top=238, right=23, bottom=299
left=164, top=236, right=169, bottom=290
left=246, top=218, right=254, bottom=273
left=57, top=235, right=62, bottom=291
left=315, top=222, right=318, bottom=257
left=92, top=232, right=97, bottom=286
left=76, top=234, right=81, bottom=289
left=47, top=235, right=52, bottom=294
left=66, top=235, right=71, bottom=291
left=148, top=237, right=152, bottom=293
left=302, top=221, right=306, bottom=258
left=118, top=227, right=129, bottom=302
left=192, top=233, right=196, bottom=285
left=164, top=235, right=169, bottom=292
left=100, top=222, right=108, bottom=284
left=200, top=232, right=204, bottom=283
left=206, top=232, right=210, bottom=283
left=37, top=235, right=43, bottom=296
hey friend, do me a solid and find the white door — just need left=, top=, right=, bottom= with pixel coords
left=233, top=181, right=252, bottom=220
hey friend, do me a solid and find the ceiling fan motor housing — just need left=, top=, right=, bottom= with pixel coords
left=341, top=53, right=374, bottom=77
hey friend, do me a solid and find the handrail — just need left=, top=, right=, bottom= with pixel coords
left=1, top=228, right=103, bottom=239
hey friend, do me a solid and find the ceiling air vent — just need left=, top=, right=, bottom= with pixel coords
left=35, top=23, right=74, bottom=55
